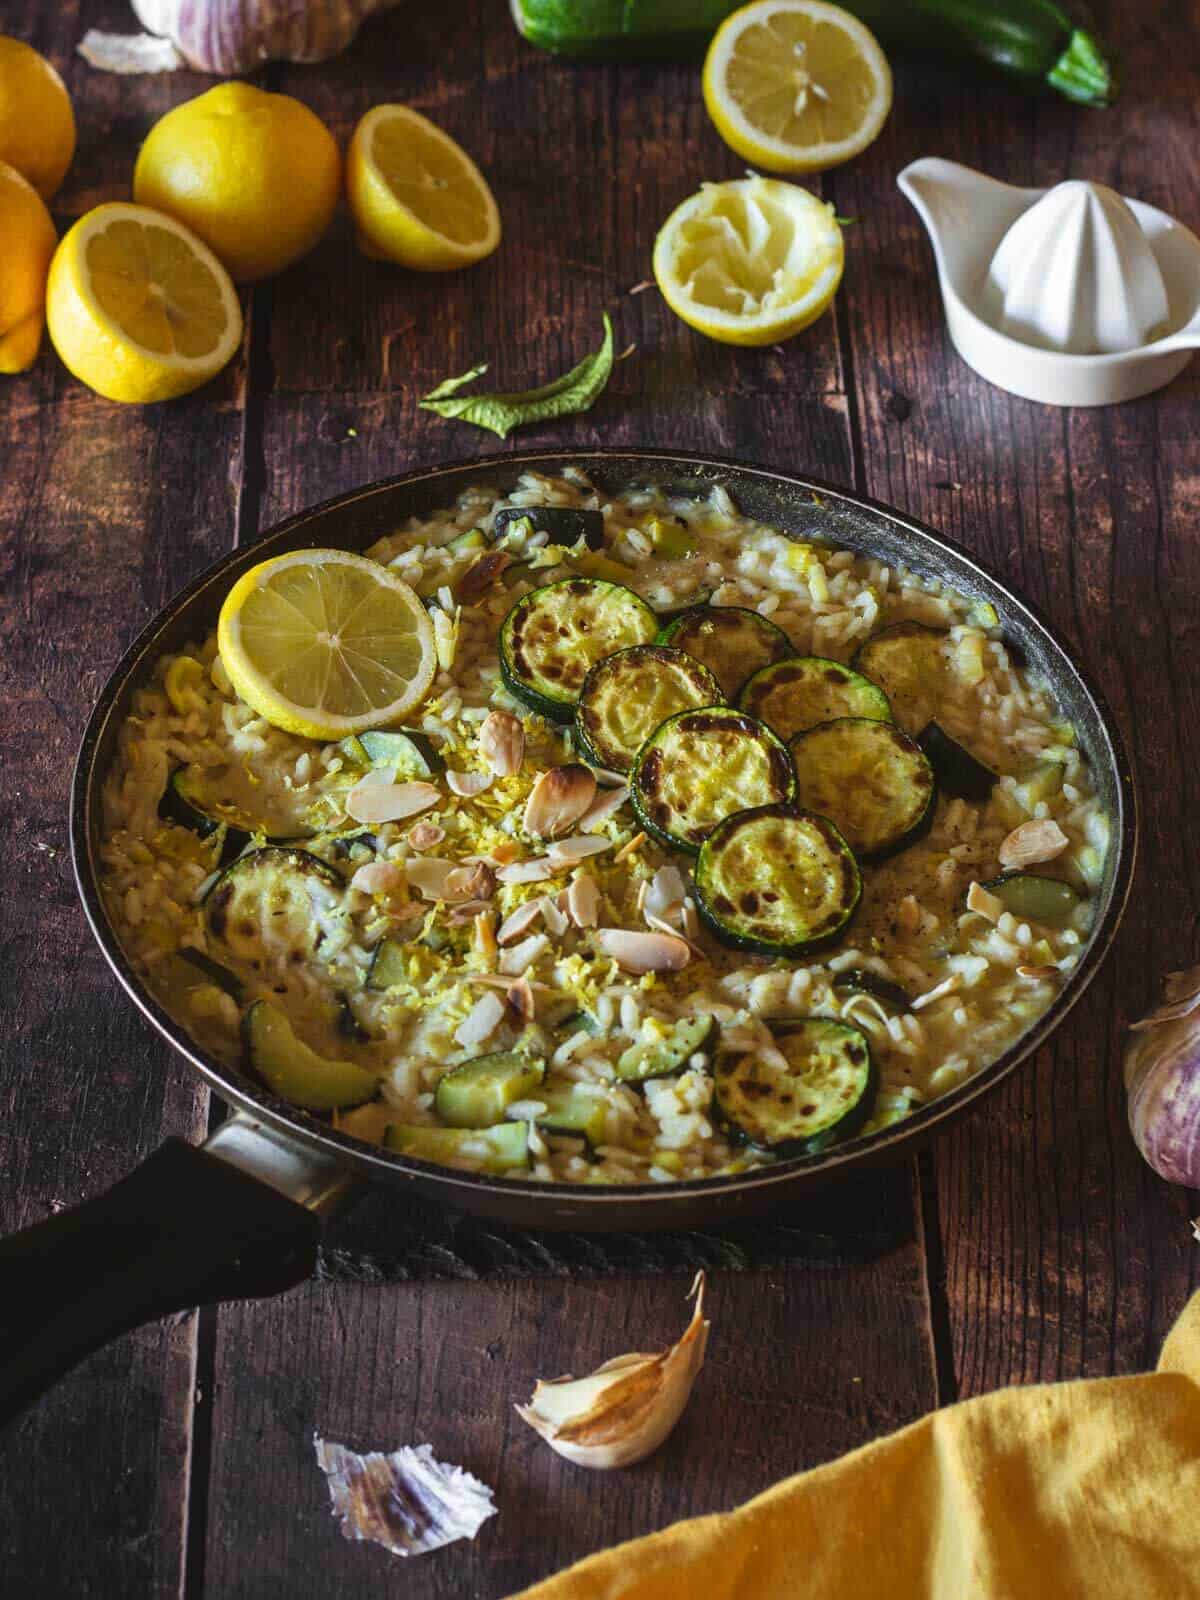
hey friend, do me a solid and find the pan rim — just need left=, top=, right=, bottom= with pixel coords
left=70, top=446, right=1138, bottom=1211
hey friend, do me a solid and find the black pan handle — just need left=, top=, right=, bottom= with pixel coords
left=0, top=1135, right=331, bottom=1428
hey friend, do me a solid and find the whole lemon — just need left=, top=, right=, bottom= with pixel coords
left=0, top=159, right=56, bottom=373
left=133, top=83, right=341, bottom=283
left=0, top=36, right=75, bottom=199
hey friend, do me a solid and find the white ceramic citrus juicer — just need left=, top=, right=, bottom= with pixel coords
left=898, top=157, right=1200, bottom=406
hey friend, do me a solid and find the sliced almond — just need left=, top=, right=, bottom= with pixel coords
left=447, top=769, right=493, bottom=799
left=347, top=778, right=440, bottom=826
left=446, top=898, right=495, bottom=925
left=538, top=894, right=569, bottom=937
left=405, top=857, right=458, bottom=900
left=457, top=550, right=514, bottom=601
left=613, top=831, right=647, bottom=864
left=644, top=865, right=687, bottom=924
left=474, top=909, right=498, bottom=965
left=566, top=874, right=601, bottom=929
left=523, top=765, right=598, bottom=840
left=499, top=932, right=550, bottom=976
left=349, top=861, right=408, bottom=899
left=506, top=977, right=536, bottom=1023
left=445, top=861, right=496, bottom=902
left=497, top=900, right=544, bottom=946
left=408, top=821, right=445, bottom=852
left=594, top=928, right=690, bottom=974
left=998, top=819, right=1070, bottom=870
left=966, top=881, right=1005, bottom=922
left=576, top=784, right=630, bottom=832
left=1017, top=964, right=1060, bottom=982
left=644, top=910, right=706, bottom=959
left=454, top=991, right=505, bottom=1048
left=497, top=857, right=555, bottom=886
left=479, top=710, right=525, bottom=778
left=547, top=834, right=612, bottom=866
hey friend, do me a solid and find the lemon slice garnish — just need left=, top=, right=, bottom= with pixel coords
left=653, top=176, right=844, bottom=346
left=703, top=0, right=892, bottom=174
left=45, top=202, right=242, bottom=403
left=347, top=104, right=501, bottom=271
left=217, top=550, right=438, bottom=740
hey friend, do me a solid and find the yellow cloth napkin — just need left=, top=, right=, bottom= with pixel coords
left=511, top=1292, right=1200, bottom=1599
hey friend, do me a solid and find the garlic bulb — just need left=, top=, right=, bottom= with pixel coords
left=80, top=0, right=399, bottom=76
left=1124, top=965, right=1200, bottom=1187
left=516, top=1273, right=709, bottom=1470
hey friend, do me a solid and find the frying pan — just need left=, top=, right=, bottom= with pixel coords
left=0, top=449, right=1137, bottom=1425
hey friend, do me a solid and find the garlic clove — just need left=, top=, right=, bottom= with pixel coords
left=516, top=1273, right=709, bottom=1470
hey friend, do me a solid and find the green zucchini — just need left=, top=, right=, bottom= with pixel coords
left=630, top=706, right=796, bottom=853
left=575, top=644, right=723, bottom=774
left=532, top=1084, right=611, bottom=1144
left=918, top=721, right=997, bottom=801
left=384, top=1120, right=531, bottom=1173
left=347, top=728, right=444, bottom=779
left=205, top=846, right=345, bottom=963
left=434, top=1052, right=547, bottom=1128
left=243, top=1000, right=376, bottom=1111
left=510, top=0, right=1117, bottom=106
left=616, top=1015, right=715, bottom=1084
left=173, top=947, right=245, bottom=1000
left=852, top=623, right=949, bottom=734
left=500, top=577, right=658, bottom=721
left=366, top=937, right=410, bottom=992
left=162, top=766, right=307, bottom=855
left=739, top=655, right=891, bottom=741
left=979, top=872, right=1082, bottom=925
left=694, top=804, right=861, bottom=956
left=791, top=717, right=936, bottom=859
left=714, top=1017, right=877, bottom=1156
left=492, top=505, right=605, bottom=550
left=445, top=527, right=488, bottom=557
left=656, top=605, right=791, bottom=700
left=831, top=969, right=913, bottom=1012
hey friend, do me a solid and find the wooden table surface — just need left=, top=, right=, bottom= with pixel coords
left=3, top=1, right=1199, bottom=1594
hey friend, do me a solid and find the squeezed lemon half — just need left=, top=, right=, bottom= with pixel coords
left=347, top=104, right=500, bottom=271
left=653, top=176, right=844, bottom=346
left=703, top=0, right=892, bottom=174
left=217, top=550, right=438, bottom=740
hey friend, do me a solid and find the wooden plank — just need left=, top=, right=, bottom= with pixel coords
left=0, top=19, right=247, bottom=1591
left=828, top=7, right=1200, bottom=1394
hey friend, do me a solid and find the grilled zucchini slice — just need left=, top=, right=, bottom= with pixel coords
left=616, top=1015, right=715, bottom=1084
left=338, top=728, right=445, bottom=779
left=384, top=1120, right=531, bottom=1173
left=434, top=1052, right=546, bottom=1128
left=366, top=936, right=410, bottom=991
left=715, top=1017, right=876, bottom=1155
left=500, top=577, right=658, bottom=720
left=791, top=717, right=936, bottom=859
left=205, top=847, right=345, bottom=963
left=657, top=605, right=791, bottom=699
left=695, top=804, right=861, bottom=956
left=243, top=1000, right=376, bottom=1111
left=492, top=505, right=605, bottom=551
left=917, top=721, right=997, bottom=801
left=851, top=622, right=948, bottom=733
left=631, top=706, right=796, bottom=853
left=739, top=655, right=892, bottom=740
left=162, top=766, right=309, bottom=855
left=532, top=1084, right=611, bottom=1144
left=979, top=872, right=1082, bottom=926
left=575, top=644, right=723, bottom=774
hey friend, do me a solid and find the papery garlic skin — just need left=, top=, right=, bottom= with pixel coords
left=1125, top=966, right=1200, bottom=1188
left=516, top=1274, right=709, bottom=1470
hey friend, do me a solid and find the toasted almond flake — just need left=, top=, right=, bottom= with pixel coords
left=497, top=900, right=544, bottom=945
left=966, top=881, right=1005, bottom=922
left=613, top=831, right=647, bottom=864
left=405, top=857, right=458, bottom=900
left=479, top=710, right=525, bottom=778
left=408, top=822, right=445, bottom=852
left=499, top=932, right=550, bottom=976
left=577, top=784, right=630, bottom=832
left=474, top=909, right=498, bottom=965
left=538, top=895, right=569, bottom=937
left=1017, top=964, right=1061, bottom=982
left=912, top=974, right=962, bottom=1011
left=594, top=928, right=690, bottom=974
left=998, top=819, right=1070, bottom=870
left=455, top=991, right=505, bottom=1048
left=644, top=910, right=706, bottom=959
left=497, top=857, right=555, bottom=886
left=457, top=550, right=514, bottom=601
left=547, top=834, right=612, bottom=866
left=445, top=862, right=496, bottom=902
left=347, top=779, right=440, bottom=826
left=589, top=765, right=628, bottom=787
left=350, top=862, right=408, bottom=899
left=681, top=898, right=702, bottom=941
left=567, top=874, right=601, bottom=929
left=446, top=769, right=493, bottom=798
left=506, top=977, right=536, bottom=1023
left=897, top=893, right=922, bottom=934
left=446, top=898, right=495, bottom=925
left=523, top=765, right=598, bottom=840
left=465, top=973, right=556, bottom=993
left=644, top=865, right=687, bottom=924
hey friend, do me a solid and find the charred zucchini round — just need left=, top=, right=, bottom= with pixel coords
left=791, top=717, right=936, bottom=859
left=694, top=804, right=861, bottom=956
left=630, top=707, right=796, bottom=853
left=714, top=1017, right=877, bottom=1155
left=615, top=1015, right=715, bottom=1084
left=739, top=655, right=892, bottom=740
left=205, top=846, right=345, bottom=963
left=243, top=1001, right=376, bottom=1112
left=852, top=622, right=949, bottom=733
left=162, top=766, right=310, bottom=855
left=656, top=605, right=791, bottom=699
left=499, top=577, right=658, bottom=721
left=575, top=644, right=723, bottom=774
left=491, top=505, right=605, bottom=551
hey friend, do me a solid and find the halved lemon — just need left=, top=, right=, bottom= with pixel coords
left=45, top=203, right=242, bottom=403
left=217, top=550, right=438, bottom=740
left=653, top=176, right=844, bottom=346
left=703, top=0, right=892, bottom=174
left=347, top=105, right=500, bottom=271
